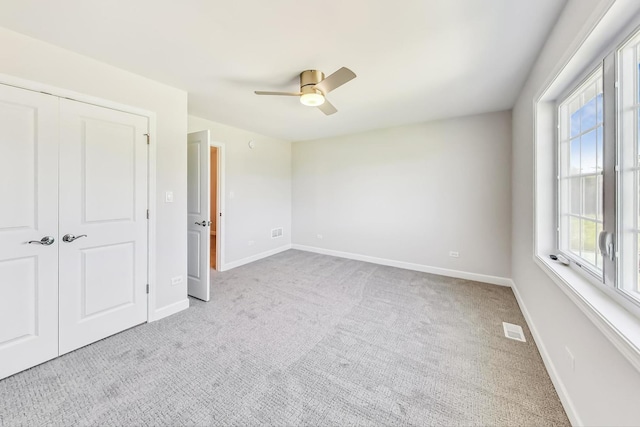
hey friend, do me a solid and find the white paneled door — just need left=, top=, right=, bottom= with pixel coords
left=0, top=85, right=59, bottom=379
left=187, top=130, right=210, bottom=301
left=58, top=99, right=149, bottom=355
left=0, top=84, right=149, bottom=378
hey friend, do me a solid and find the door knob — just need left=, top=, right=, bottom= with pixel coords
left=28, top=236, right=55, bottom=245
left=195, top=221, right=209, bottom=227
left=62, top=234, right=87, bottom=243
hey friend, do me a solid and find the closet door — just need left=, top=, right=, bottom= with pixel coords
left=0, top=84, right=59, bottom=379
left=58, top=99, right=148, bottom=355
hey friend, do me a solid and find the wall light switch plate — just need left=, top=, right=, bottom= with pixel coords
left=165, top=191, right=174, bottom=203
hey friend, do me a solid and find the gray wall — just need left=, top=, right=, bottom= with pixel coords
left=188, top=116, right=292, bottom=267
left=292, top=111, right=512, bottom=281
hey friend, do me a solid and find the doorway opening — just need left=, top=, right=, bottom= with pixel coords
left=210, top=146, right=219, bottom=270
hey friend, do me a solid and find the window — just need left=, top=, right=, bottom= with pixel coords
left=617, top=31, right=640, bottom=303
left=558, top=70, right=604, bottom=275
left=555, top=27, right=640, bottom=308
left=534, top=2, right=640, bottom=373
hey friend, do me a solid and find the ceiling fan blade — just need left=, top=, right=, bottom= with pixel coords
left=317, top=99, right=337, bottom=115
left=254, top=91, right=301, bottom=96
left=314, top=67, right=356, bottom=94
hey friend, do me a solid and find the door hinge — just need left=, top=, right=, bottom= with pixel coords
left=144, top=133, right=150, bottom=145
left=146, top=284, right=149, bottom=294
left=146, top=209, right=149, bottom=219
left=219, top=212, right=222, bottom=217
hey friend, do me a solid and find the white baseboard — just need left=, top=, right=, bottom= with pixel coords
left=291, top=244, right=512, bottom=287
left=511, top=281, right=581, bottom=426
left=221, top=244, right=292, bottom=271
left=149, top=298, right=190, bottom=322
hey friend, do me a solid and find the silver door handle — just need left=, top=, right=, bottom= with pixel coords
left=195, top=221, right=210, bottom=227
left=28, top=236, right=55, bottom=245
left=62, top=234, right=87, bottom=243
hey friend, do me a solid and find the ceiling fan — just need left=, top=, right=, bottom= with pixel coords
left=254, top=67, right=356, bottom=115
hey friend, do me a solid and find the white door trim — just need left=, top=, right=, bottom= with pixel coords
left=0, top=72, right=157, bottom=323
left=210, top=141, right=225, bottom=270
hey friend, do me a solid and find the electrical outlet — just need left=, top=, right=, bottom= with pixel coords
left=248, top=240, right=255, bottom=246
left=171, top=276, right=183, bottom=286
left=449, top=251, right=459, bottom=258
left=317, top=234, right=323, bottom=240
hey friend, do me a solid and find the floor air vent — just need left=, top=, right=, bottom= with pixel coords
left=502, top=322, right=526, bottom=342
left=271, top=228, right=283, bottom=239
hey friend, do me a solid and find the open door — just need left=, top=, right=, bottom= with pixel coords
left=187, top=130, right=210, bottom=301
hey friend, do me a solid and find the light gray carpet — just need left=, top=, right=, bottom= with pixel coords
left=0, top=250, right=568, bottom=426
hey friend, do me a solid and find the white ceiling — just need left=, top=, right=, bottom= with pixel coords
left=0, top=0, right=566, bottom=141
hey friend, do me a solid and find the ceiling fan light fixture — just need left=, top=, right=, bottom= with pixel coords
left=255, top=67, right=356, bottom=115
left=300, top=92, right=325, bottom=107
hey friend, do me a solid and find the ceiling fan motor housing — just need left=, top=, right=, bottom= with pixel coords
left=300, top=70, right=325, bottom=95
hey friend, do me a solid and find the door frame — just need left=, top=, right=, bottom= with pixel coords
left=210, top=141, right=225, bottom=270
left=0, top=73, right=157, bottom=322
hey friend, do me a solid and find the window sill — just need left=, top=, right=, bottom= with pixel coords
left=534, top=254, right=640, bottom=372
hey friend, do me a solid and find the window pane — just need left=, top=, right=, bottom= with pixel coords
left=570, top=177, right=581, bottom=215
left=596, top=93, right=603, bottom=124
left=582, top=96, right=597, bottom=130
left=570, top=138, right=580, bottom=174
left=583, top=176, right=597, bottom=219
left=581, top=130, right=597, bottom=173
left=581, top=219, right=597, bottom=266
left=570, top=216, right=580, bottom=255
left=598, top=174, right=603, bottom=220
left=570, top=107, right=580, bottom=138
left=597, top=126, right=603, bottom=172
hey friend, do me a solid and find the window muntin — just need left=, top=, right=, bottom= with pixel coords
left=558, top=70, right=604, bottom=275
